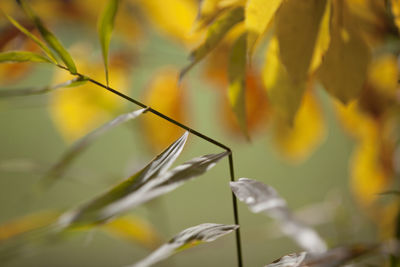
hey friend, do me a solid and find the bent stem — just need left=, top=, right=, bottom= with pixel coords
left=56, top=65, right=244, bottom=267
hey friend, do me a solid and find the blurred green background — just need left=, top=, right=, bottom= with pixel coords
left=0, top=19, right=377, bottom=267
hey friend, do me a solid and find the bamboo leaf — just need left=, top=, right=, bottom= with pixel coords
left=0, top=77, right=87, bottom=98
left=129, top=223, right=238, bottom=267
left=2, top=13, right=58, bottom=64
left=180, top=7, right=244, bottom=80
left=263, top=37, right=305, bottom=125
left=0, top=51, right=52, bottom=63
left=230, top=178, right=327, bottom=253
left=17, top=0, right=77, bottom=73
left=265, top=244, right=376, bottom=267
left=99, top=151, right=228, bottom=222
left=245, top=0, right=283, bottom=54
left=316, top=0, right=370, bottom=103
left=98, top=0, right=120, bottom=86
left=41, top=108, right=147, bottom=188
left=228, top=32, right=248, bottom=137
left=57, top=132, right=189, bottom=228
left=275, top=0, right=327, bottom=83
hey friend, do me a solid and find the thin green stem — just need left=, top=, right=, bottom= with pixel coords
left=56, top=65, right=244, bottom=267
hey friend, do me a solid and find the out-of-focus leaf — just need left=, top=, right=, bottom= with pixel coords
left=103, top=215, right=161, bottom=249
left=271, top=90, right=326, bottom=163
left=194, top=0, right=227, bottom=30
left=98, top=0, right=119, bottom=86
left=50, top=45, right=129, bottom=142
left=275, top=0, right=327, bottom=83
left=309, top=1, right=331, bottom=72
left=228, top=33, right=247, bottom=137
left=100, top=152, right=228, bottom=221
left=391, top=0, right=400, bottom=32
left=0, top=211, right=59, bottom=262
left=230, top=178, right=327, bottom=252
left=57, top=132, right=189, bottom=228
left=142, top=68, right=187, bottom=151
left=367, top=54, right=398, bottom=99
left=351, top=129, right=391, bottom=207
left=129, top=223, right=238, bottom=267
left=222, top=70, right=269, bottom=137
left=0, top=77, right=87, bottom=98
left=17, top=0, right=77, bottom=73
left=0, top=51, right=52, bottom=63
left=265, top=244, right=376, bottom=267
left=0, top=211, right=59, bottom=242
left=3, top=13, right=57, bottom=64
left=245, top=0, right=283, bottom=54
left=139, top=0, right=198, bottom=44
left=317, top=0, right=370, bottom=103
left=41, top=108, right=146, bottom=188
left=263, top=37, right=305, bottom=125
left=180, top=6, right=244, bottom=79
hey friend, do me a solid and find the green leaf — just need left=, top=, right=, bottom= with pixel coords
left=57, top=132, right=189, bottom=228
left=228, top=33, right=248, bottom=138
left=40, top=108, right=146, bottom=188
left=0, top=51, right=52, bottom=63
left=17, top=0, right=77, bottom=74
left=98, top=0, right=120, bottom=86
left=2, top=12, right=58, bottom=64
left=130, top=223, right=238, bottom=267
left=230, top=178, right=326, bottom=252
left=0, top=77, right=87, bottom=98
left=180, top=7, right=244, bottom=80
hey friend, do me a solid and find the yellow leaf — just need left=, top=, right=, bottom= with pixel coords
left=350, top=129, right=389, bottom=207
left=367, top=54, right=398, bottom=99
left=138, top=0, right=198, bottom=44
left=263, top=37, right=305, bottom=125
left=50, top=44, right=128, bottom=142
left=391, top=0, right=400, bottom=32
left=309, top=0, right=331, bottom=72
left=142, top=68, right=187, bottom=151
left=181, top=6, right=244, bottom=79
left=245, top=0, right=283, bottom=53
left=275, top=0, right=327, bottom=83
left=317, top=0, right=371, bottom=103
left=228, top=33, right=248, bottom=137
left=271, top=89, right=326, bottom=163
left=222, top=71, right=269, bottom=137
left=0, top=211, right=59, bottom=241
left=103, top=215, right=161, bottom=249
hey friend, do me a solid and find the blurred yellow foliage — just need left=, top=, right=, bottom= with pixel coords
left=50, top=44, right=128, bottom=142
left=141, top=68, right=187, bottom=151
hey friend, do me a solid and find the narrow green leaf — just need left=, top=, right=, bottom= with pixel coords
left=180, top=7, right=244, bottom=80
left=130, top=223, right=238, bottom=267
left=0, top=51, right=52, bottom=63
left=230, top=178, right=327, bottom=252
left=0, top=77, right=87, bottom=98
left=98, top=0, right=120, bottom=86
left=2, top=12, right=58, bottom=64
left=17, top=0, right=77, bottom=73
left=228, top=33, right=248, bottom=138
left=57, top=132, right=189, bottom=228
left=40, top=108, right=146, bottom=189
